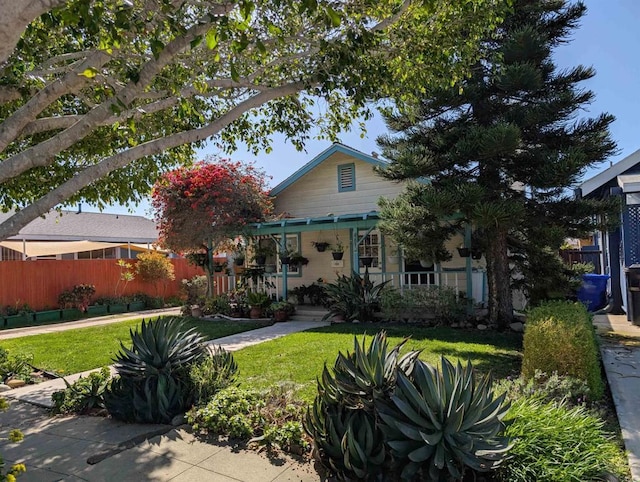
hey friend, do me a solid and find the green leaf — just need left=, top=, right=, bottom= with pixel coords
left=79, top=67, right=99, bottom=78
left=205, top=28, right=218, bottom=50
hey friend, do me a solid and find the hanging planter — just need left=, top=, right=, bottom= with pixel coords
left=419, top=259, right=434, bottom=268
left=312, top=241, right=330, bottom=252
left=471, top=249, right=482, bottom=260
left=234, top=257, right=245, bottom=266
left=280, top=256, right=291, bottom=265
left=457, top=247, right=471, bottom=258
left=360, top=256, right=374, bottom=267
left=332, top=251, right=344, bottom=261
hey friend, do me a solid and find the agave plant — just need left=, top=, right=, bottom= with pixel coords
left=305, top=332, right=420, bottom=480
left=377, top=357, right=512, bottom=481
left=306, top=404, right=385, bottom=480
left=322, top=271, right=391, bottom=322
left=189, top=345, right=239, bottom=404
left=105, top=317, right=207, bottom=423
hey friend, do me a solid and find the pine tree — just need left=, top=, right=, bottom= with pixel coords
left=377, top=0, right=617, bottom=327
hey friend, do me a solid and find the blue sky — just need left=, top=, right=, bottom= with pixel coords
left=100, top=0, right=640, bottom=217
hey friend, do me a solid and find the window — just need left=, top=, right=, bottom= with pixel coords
left=338, top=163, right=355, bottom=192
left=258, top=234, right=301, bottom=274
left=358, top=230, right=381, bottom=272
left=1, top=247, right=22, bottom=261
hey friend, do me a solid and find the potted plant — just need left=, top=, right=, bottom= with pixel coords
left=289, top=252, right=309, bottom=267
left=270, top=301, right=295, bottom=322
left=312, top=241, right=331, bottom=252
left=471, top=248, right=482, bottom=260
left=233, top=242, right=247, bottom=266
left=252, top=242, right=275, bottom=266
left=246, top=291, right=271, bottom=319
left=360, top=256, right=375, bottom=267
left=457, top=245, right=471, bottom=258
left=332, top=236, right=345, bottom=260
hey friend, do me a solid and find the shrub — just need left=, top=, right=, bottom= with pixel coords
left=51, top=367, right=111, bottom=414
left=496, top=370, right=592, bottom=408
left=189, top=346, right=238, bottom=404
left=497, top=397, right=627, bottom=482
left=188, top=385, right=309, bottom=453
left=104, top=317, right=207, bottom=423
left=202, top=294, right=232, bottom=316
left=0, top=348, right=33, bottom=383
left=322, top=271, right=390, bottom=322
left=57, top=284, right=96, bottom=311
left=136, top=251, right=176, bottom=297
left=380, top=285, right=466, bottom=324
left=522, top=301, right=603, bottom=399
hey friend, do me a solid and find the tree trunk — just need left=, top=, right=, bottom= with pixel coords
left=486, top=229, right=513, bottom=328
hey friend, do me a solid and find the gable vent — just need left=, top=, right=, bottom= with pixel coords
left=338, top=163, right=355, bottom=192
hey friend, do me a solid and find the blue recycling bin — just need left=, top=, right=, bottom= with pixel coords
left=577, top=274, right=610, bottom=312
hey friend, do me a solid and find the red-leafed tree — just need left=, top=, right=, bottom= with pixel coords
left=152, top=158, right=272, bottom=295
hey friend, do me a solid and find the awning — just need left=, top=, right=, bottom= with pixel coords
left=0, top=240, right=165, bottom=257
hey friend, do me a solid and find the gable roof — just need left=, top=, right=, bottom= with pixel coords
left=270, top=143, right=387, bottom=196
left=579, top=148, right=640, bottom=197
left=0, top=210, right=158, bottom=243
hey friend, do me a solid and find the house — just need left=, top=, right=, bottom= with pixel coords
left=576, top=148, right=640, bottom=316
left=0, top=209, right=160, bottom=261
left=244, top=143, right=487, bottom=304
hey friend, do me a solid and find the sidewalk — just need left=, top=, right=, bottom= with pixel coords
left=0, top=317, right=329, bottom=481
left=593, top=313, right=640, bottom=482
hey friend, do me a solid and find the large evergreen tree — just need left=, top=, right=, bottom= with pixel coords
left=377, top=0, right=618, bottom=327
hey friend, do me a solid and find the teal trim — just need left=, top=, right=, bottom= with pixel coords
left=337, top=163, right=356, bottom=192
left=248, top=213, right=379, bottom=236
left=270, top=143, right=387, bottom=196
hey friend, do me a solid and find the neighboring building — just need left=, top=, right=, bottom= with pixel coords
left=0, top=209, right=160, bottom=261
left=577, top=148, right=640, bottom=315
left=245, top=143, right=487, bottom=304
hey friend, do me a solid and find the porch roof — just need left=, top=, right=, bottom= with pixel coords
left=248, top=211, right=380, bottom=235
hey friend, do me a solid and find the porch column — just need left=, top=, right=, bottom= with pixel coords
left=280, top=231, right=288, bottom=300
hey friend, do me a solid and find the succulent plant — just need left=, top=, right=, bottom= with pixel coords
left=377, top=357, right=512, bottom=481
left=306, top=404, right=385, bottom=480
left=322, top=271, right=390, bottom=322
left=189, top=345, right=239, bottom=404
left=105, top=317, right=207, bottom=423
left=305, top=332, right=420, bottom=480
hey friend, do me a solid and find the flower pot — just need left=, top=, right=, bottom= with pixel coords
left=332, top=252, right=344, bottom=261
left=87, top=305, right=108, bottom=316
left=234, top=257, right=245, bottom=266
left=274, top=310, right=289, bottom=322
left=3, top=313, right=33, bottom=328
left=280, top=256, right=291, bottom=265
left=108, top=303, right=128, bottom=314
left=128, top=300, right=146, bottom=311
left=314, top=243, right=329, bottom=252
left=457, top=247, right=471, bottom=258
left=419, top=259, right=434, bottom=268
left=360, top=256, right=374, bottom=267
left=191, top=306, right=203, bottom=318
left=34, top=310, right=62, bottom=323
left=61, top=308, right=83, bottom=320
left=250, top=307, right=263, bottom=319
left=471, top=249, right=482, bottom=260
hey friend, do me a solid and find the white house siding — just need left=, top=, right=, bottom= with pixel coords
left=273, top=152, right=405, bottom=218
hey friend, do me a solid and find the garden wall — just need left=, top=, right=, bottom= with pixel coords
left=0, top=259, right=207, bottom=311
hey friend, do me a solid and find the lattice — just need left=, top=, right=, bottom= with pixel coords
left=626, top=205, right=640, bottom=265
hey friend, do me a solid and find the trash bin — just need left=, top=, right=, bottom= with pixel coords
left=625, top=265, right=640, bottom=324
left=577, top=273, right=610, bottom=313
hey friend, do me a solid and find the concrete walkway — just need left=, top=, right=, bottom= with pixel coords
left=593, top=313, right=640, bottom=482
left=0, top=316, right=328, bottom=481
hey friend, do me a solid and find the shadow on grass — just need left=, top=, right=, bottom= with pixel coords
left=304, top=323, right=523, bottom=379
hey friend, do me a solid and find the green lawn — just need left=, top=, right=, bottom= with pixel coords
left=0, top=317, right=270, bottom=375
left=232, top=324, right=523, bottom=402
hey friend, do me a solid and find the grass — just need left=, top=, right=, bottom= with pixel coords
left=0, top=316, right=270, bottom=375
left=232, top=323, right=523, bottom=402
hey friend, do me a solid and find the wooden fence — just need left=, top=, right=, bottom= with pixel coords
left=0, top=259, right=206, bottom=311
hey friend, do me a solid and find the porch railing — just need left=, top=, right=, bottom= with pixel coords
left=211, top=269, right=487, bottom=305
